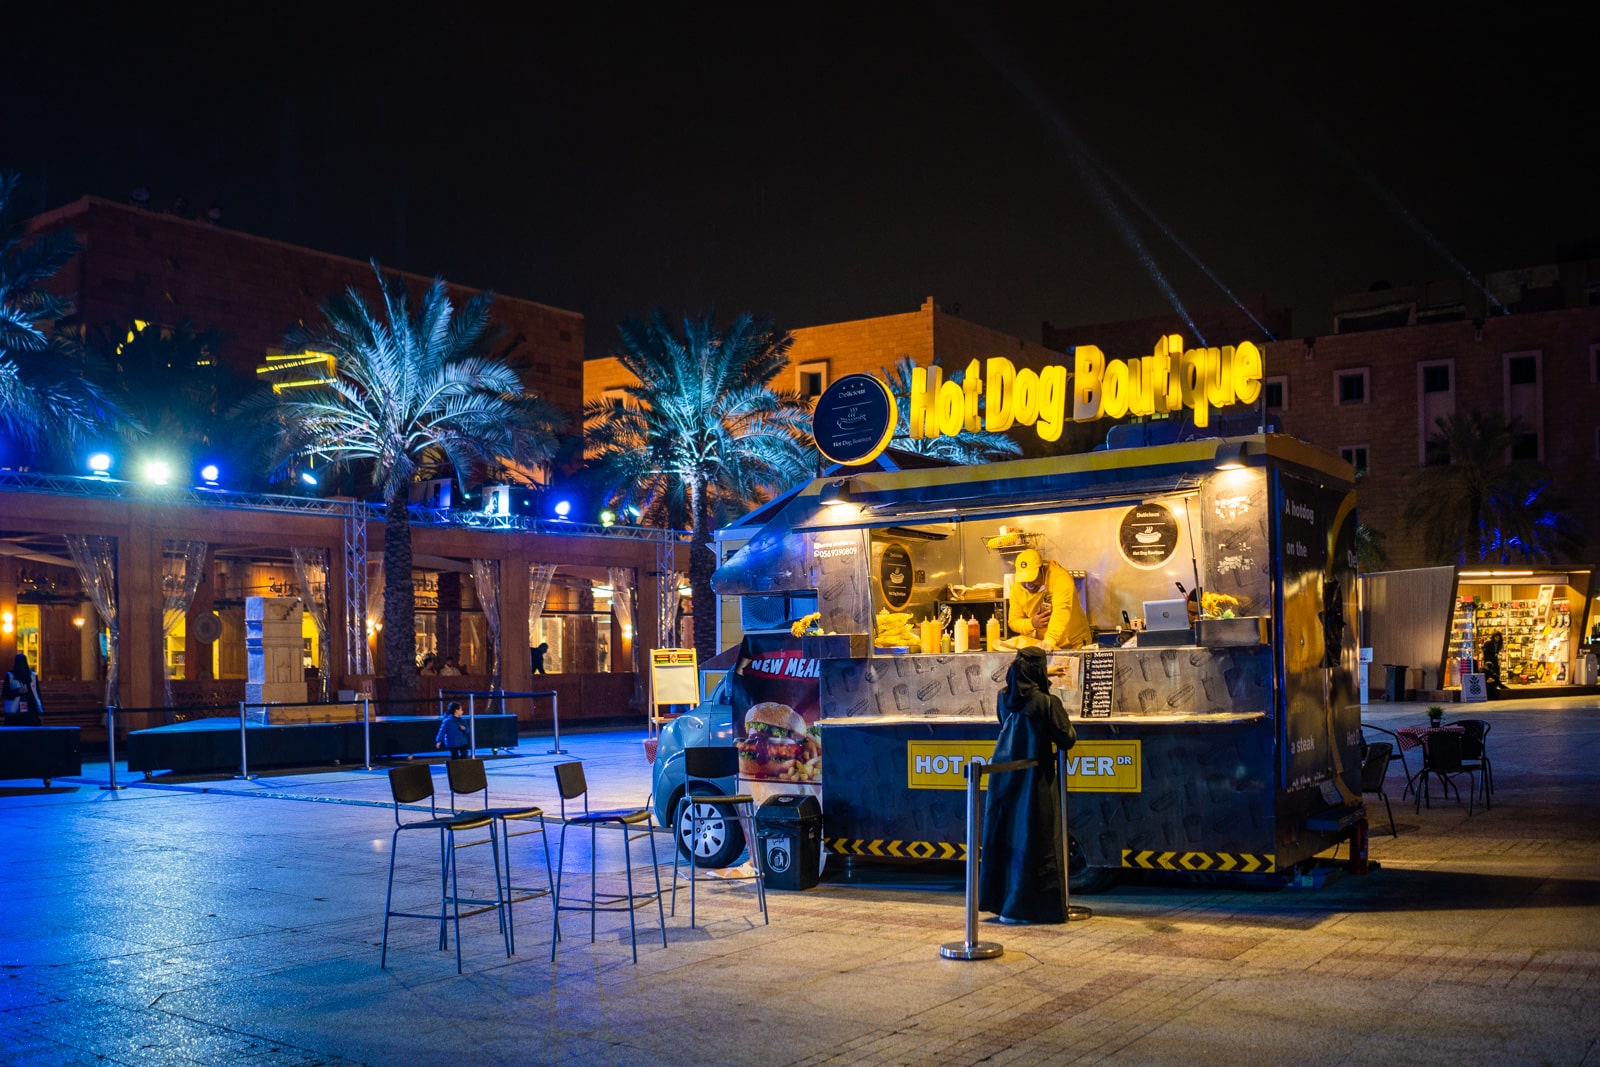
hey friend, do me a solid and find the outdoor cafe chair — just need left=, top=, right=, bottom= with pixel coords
left=447, top=757, right=556, bottom=955
left=550, top=760, right=667, bottom=963
left=1360, top=741, right=1397, bottom=837
left=1361, top=721, right=1415, bottom=797
left=1448, top=718, right=1494, bottom=798
left=671, top=745, right=768, bottom=929
left=381, top=763, right=509, bottom=974
left=1415, top=729, right=1483, bottom=816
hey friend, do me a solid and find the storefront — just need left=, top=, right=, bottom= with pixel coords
left=713, top=426, right=1366, bottom=888
left=1360, top=565, right=1595, bottom=697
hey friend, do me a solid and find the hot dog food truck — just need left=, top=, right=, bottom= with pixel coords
left=655, top=360, right=1367, bottom=891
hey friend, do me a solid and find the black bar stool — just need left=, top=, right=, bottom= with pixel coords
left=550, top=761, right=667, bottom=963
left=671, top=745, right=767, bottom=928
left=447, top=757, right=556, bottom=955
left=381, top=763, right=508, bottom=973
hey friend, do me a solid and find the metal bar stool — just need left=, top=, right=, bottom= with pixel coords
left=381, top=763, right=508, bottom=974
left=447, top=757, right=557, bottom=955
left=671, top=745, right=767, bottom=928
left=550, top=760, right=667, bottom=963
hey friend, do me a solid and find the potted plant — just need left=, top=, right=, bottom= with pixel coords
left=1427, top=705, right=1445, bottom=727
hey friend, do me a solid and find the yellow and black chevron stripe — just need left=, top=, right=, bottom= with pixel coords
left=825, top=837, right=964, bottom=861
left=1122, top=849, right=1275, bottom=873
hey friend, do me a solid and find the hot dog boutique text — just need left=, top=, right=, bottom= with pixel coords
left=907, top=334, right=1264, bottom=444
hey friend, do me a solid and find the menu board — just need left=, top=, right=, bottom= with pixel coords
left=650, top=648, right=700, bottom=706
left=1079, top=650, right=1115, bottom=718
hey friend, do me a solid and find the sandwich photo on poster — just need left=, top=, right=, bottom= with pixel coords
left=729, top=634, right=822, bottom=783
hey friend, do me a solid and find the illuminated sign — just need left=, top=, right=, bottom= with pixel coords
left=906, top=335, right=1263, bottom=445
left=814, top=373, right=898, bottom=466
left=906, top=738, right=1142, bottom=792
left=906, top=741, right=993, bottom=790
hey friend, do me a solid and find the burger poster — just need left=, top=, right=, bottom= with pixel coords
left=730, top=634, right=823, bottom=784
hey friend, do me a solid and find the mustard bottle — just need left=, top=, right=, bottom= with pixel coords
left=985, top=615, right=1001, bottom=651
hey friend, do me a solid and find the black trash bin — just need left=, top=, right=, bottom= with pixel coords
left=756, top=794, right=822, bottom=891
left=1383, top=664, right=1407, bottom=702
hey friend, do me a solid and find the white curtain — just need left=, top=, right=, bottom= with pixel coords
left=659, top=569, right=686, bottom=650
left=66, top=535, right=119, bottom=708
left=608, top=566, right=636, bottom=671
left=292, top=547, right=331, bottom=701
left=471, top=558, right=502, bottom=686
left=161, top=540, right=209, bottom=707
left=528, top=561, right=557, bottom=648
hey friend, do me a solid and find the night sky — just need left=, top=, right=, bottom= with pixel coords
left=5, top=6, right=1592, bottom=357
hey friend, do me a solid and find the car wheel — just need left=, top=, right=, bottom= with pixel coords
left=673, top=789, right=747, bottom=868
left=1067, top=832, right=1118, bottom=894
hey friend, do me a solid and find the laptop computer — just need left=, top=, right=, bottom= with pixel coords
left=1143, top=598, right=1191, bottom=631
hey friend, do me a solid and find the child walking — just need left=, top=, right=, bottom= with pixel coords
left=435, top=701, right=470, bottom=759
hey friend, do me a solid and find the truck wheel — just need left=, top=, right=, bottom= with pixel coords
left=673, top=789, right=747, bottom=869
left=1067, top=832, right=1118, bottom=894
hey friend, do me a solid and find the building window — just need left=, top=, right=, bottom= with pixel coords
left=1335, top=368, right=1369, bottom=405
left=1418, top=359, right=1455, bottom=466
left=1339, top=445, right=1369, bottom=476
left=601, top=387, right=628, bottom=407
left=1264, top=376, right=1288, bottom=410
left=797, top=360, right=829, bottom=401
left=1504, top=350, right=1543, bottom=462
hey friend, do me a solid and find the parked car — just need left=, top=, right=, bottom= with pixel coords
left=651, top=676, right=744, bottom=867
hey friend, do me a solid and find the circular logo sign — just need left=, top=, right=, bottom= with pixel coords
left=880, top=543, right=913, bottom=609
left=813, top=373, right=897, bottom=466
left=1118, top=502, right=1180, bottom=568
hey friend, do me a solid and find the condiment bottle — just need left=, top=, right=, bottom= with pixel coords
left=968, top=615, right=980, bottom=648
left=985, top=615, right=1001, bottom=651
left=954, top=614, right=969, bottom=653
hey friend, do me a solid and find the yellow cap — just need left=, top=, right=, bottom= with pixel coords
left=1014, top=549, right=1042, bottom=582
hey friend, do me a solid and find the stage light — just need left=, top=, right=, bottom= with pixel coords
left=625, top=505, right=642, bottom=520
left=199, top=463, right=220, bottom=485
left=554, top=499, right=572, bottom=518
left=141, top=459, right=171, bottom=485
left=599, top=509, right=616, bottom=527
left=300, top=471, right=318, bottom=486
left=87, top=452, right=113, bottom=476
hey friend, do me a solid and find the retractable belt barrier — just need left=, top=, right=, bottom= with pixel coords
left=939, top=748, right=1092, bottom=962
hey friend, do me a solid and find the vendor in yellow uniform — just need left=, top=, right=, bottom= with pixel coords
left=1007, top=548, right=1092, bottom=651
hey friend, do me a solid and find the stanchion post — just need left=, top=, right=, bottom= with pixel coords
left=101, top=704, right=124, bottom=791
left=1057, top=748, right=1092, bottom=922
left=940, top=761, right=1003, bottom=960
left=467, top=692, right=477, bottom=754
left=361, top=695, right=373, bottom=771
left=234, top=701, right=256, bottom=780
left=547, top=690, right=566, bottom=755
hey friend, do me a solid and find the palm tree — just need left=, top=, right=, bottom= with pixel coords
left=881, top=356, right=1023, bottom=463
left=91, top=318, right=266, bottom=482
left=244, top=261, right=565, bottom=699
left=0, top=172, right=130, bottom=463
left=584, top=309, right=813, bottom=661
left=1404, top=409, right=1580, bottom=564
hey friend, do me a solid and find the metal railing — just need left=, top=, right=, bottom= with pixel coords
left=437, top=688, right=567, bottom=755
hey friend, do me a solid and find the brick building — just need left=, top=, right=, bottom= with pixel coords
left=26, top=196, right=586, bottom=421
left=585, top=296, right=1075, bottom=451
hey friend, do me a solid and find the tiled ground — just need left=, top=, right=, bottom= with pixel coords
left=1, top=697, right=1596, bottom=1065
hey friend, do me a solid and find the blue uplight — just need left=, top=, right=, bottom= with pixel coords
left=554, top=499, right=572, bottom=518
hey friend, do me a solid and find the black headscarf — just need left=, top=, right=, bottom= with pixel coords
left=1001, top=646, right=1052, bottom=718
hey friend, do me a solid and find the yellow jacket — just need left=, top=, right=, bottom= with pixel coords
left=1008, top=560, right=1091, bottom=648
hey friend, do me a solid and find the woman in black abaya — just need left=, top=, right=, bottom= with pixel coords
left=978, top=646, right=1077, bottom=924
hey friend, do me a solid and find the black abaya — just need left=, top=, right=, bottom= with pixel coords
left=977, top=647, right=1077, bottom=923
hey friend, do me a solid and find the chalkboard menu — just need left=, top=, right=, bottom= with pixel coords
left=880, top=543, right=913, bottom=609
left=813, top=373, right=896, bottom=466
left=1079, top=650, right=1115, bottom=718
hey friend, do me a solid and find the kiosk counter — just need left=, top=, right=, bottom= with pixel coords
left=713, top=434, right=1364, bottom=890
